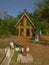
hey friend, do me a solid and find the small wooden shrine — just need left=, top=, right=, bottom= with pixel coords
left=15, top=12, right=35, bottom=56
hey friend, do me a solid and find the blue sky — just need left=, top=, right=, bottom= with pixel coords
left=0, top=0, right=40, bottom=17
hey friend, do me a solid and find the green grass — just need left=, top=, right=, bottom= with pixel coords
left=9, top=42, right=49, bottom=65
left=10, top=51, right=18, bottom=65
left=0, top=35, right=49, bottom=65
left=0, top=42, right=10, bottom=48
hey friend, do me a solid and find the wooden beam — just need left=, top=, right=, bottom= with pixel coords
left=30, top=29, right=32, bottom=36
left=23, top=38, right=27, bottom=56
left=18, top=24, right=20, bottom=36
left=23, top=16, right=27, bottom=56
left=24, top=16, right=26, bottom=36
left=16, top=26, right=33, bottom=29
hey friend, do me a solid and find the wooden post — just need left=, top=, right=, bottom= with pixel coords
left=30, top=28, right=32, bottom=37
left=23, top=38, right=27, bottom=56
left=23, top=16, right=27, bottom=56
left=18, top=24, right=20, bottom=37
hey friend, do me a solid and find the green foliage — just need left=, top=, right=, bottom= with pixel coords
left=10, top=51, right=18, bottom=65
left=0, top=14, right=18, bottom=36
left=0, top=5, right=49, bottom=36
left=33, top=0, right=49, bottom=35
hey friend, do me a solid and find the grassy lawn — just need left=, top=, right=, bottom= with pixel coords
left=9, top=41, right=49, bottom=65
left=0, top=42, right=10, bottom=48
left=0, top=35, right=49, bottom=65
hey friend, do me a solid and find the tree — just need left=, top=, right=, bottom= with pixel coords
left=33, top=0, right=49, bottom=35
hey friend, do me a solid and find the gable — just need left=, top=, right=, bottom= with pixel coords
left=15, top=13, right=35, bottom=27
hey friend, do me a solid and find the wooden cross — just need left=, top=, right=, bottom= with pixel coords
left=15, top=13, right=35, bottom=56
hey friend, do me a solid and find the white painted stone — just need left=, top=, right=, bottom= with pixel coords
left=40, top=30, right=42, bottom=35
left=27, top=48, right=29, bottom=52
left=6, top=48, right=10, bottom=57
left=35, top=34, right=39, bottom=41
left=15, top=47, right=29, bottom=52
left=15, top=48, right=19, bottom=51
left=22, top=47, right=29, bottom=52
left=35, top=38, right=39, bottom=41
left=10, top=42, right=14, bottom=48
left=5, top=48, right=8, bottom=53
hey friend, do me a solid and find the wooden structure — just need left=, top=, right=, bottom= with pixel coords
left=15, top=12, right=35, bottom=56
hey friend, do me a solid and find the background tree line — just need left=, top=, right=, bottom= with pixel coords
left=0, top=0, right=49, bottom=37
